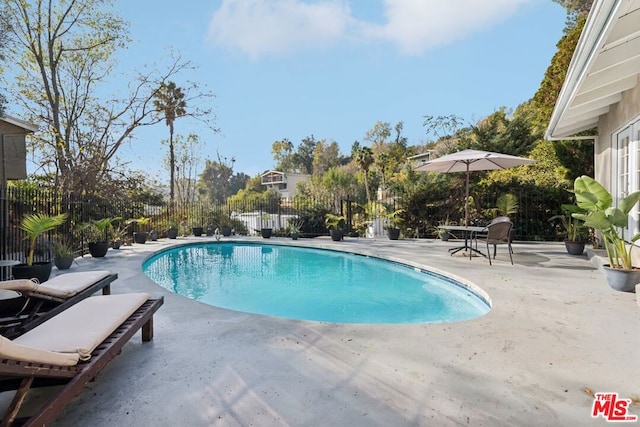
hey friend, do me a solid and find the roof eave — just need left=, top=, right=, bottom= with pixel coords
left=545, top=0, right=623, bottom=140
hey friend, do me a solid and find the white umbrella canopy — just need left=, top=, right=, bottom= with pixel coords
left=414, top=149, right=535, bottom=226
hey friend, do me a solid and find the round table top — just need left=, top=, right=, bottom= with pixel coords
left=0, top=260, right=21, bottom=267
left=0, top=289, right=21, bottom=300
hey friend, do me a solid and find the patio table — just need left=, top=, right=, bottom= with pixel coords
left=438, top=225, right=487, bottom=257
left=0, top=260, right=20, bottom=281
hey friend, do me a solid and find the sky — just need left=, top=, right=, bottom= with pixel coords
left=111, top=0, right=567, bottom=182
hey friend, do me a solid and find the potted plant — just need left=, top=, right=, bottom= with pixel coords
left=484, top=193, right=518, bottom=243
left=484, top=193, right=519, bottom=218
left=432, top=217, right=455, bottom=242
left=53, top=238, right=75, bottom=270
left=80, top=217, right=120, bottom=257
left=167, top=220, right=179, bottom=239
left=288, top=218, right=304, bottom=240
left=260, top=213, right=272, bottom=238
left=127, top=217, right=151, bottom=243
left=192, top=225, right=204, bottom=237
left=110, top=218, right=131, bottom=249
left=325, top=213, right=346, bottom=241
left=550, top=204, right=588, bottom=255
left=219, top=217, right=233, bottom=237
left=573, top=175, right=640, bottom=292
left=385, top=209, right=405, bottom=240
left=13, top=212, right=68, bottom=282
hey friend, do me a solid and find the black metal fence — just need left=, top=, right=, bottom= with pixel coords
left=0, top=185, right=567, bottom=263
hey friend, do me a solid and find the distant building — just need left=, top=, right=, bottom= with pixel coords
left=0, top=116, right=37, bottom=183
left=407, top=151, right=434, bottom=169
left=260, top=170, right=310, bottom=200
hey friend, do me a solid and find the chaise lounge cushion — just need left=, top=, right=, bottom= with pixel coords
left=14, top=292, right=149, bottom=360
left=0, top=335, right=79, bottom=366
left=0, top=270, right=112, bottom=299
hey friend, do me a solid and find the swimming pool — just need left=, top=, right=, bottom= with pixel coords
left=143, top=242, right=491, bottom=324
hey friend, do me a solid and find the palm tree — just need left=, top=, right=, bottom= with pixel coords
left=20, top=213, right=67, bottom=266
left=354, top=146, right=374, bottom=204
left=154, top=81, right=187, bottom=201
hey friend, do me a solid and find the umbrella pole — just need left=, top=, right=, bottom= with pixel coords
left=465, top=164, right=470, bottom=227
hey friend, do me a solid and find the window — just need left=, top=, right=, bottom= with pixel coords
left=614, top=119, right=640, bottom=239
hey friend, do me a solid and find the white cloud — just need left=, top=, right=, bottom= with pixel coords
left=361, top=0, right=531, bottom=54
left=206, top=0, right=534, bottom=59
left=207, top=0, right=352, bottom=60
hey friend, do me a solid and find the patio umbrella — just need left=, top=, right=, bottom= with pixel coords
left=414, top=149, right=535, bottom=227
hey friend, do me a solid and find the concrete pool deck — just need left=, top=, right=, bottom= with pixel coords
left=5, top=236, right=639, bottom=426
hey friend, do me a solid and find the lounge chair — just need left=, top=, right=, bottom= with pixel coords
left=0, top=270, right=117, bottom=339
left=0, top=292, right=164, bottom=426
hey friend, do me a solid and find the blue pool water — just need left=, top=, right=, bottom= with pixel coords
left=143, top=243, right=491, bottom=324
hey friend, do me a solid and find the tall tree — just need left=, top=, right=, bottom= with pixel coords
left=312, top=139, right=341, bottom=174
left=271, top=136, right=317, bottom=173
left=552, top=0, right=593, bottom=30
left=3, top=0, right=216, bottom=194
left=167, top=133, right=203, bottom=205
left=354, top=146, right=374, bottom=204
left=198, top=151, right=236, bottom=203
left=295, top=135, right=317, bottom=174
left=364, top=121, right=391, bottom=151
left=466, top=108, right=538, bottom=156
left=271, top=138, right=295, bottom=172
left=0, top=5, right=10, bottom=116
left=531, top=14, right=593, bottom=179
left=154, top=81, right=187, bottom=201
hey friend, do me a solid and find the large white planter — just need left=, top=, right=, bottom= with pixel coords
left=603, top=266, right=640, bottom=292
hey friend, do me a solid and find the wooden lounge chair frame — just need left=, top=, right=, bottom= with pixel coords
left=0, top=296, right=163, bottom=427
left=0, top=273, right=117, bottom=340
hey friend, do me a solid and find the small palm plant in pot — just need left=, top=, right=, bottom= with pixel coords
left=550, top=204, right=589, bottom=255
left=14, top=212, right=68, bottom=282
left=325, top=213, right=346, bottom=241
left=385, top=209, right=405, bottom=240
left=573, top=175, right=640, bottom=291
left=80, top=217, right=120, bottom=257
left=127, top=217, right=151, bottom=243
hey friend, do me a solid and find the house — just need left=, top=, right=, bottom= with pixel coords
left=260, top=170, right=310, bottom=200
left=407, top=151, right=434, bottom=169
left=0, top=115, right=37, bottom=183
left=546, top=0, right=640, bottom=237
